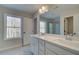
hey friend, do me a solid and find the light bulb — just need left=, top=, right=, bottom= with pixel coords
left=39, top=9, right=42, bottom=12
left=39, top=5, right=48, bottom=14
left=42, top=6, right=46, bottom=10
left=39, top=9, right=43, bottom=14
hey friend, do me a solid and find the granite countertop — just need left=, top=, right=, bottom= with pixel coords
left=31, top=34, right=79, bottom=54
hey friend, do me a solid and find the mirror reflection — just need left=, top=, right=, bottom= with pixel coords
left=40, top=11, right=60, bottom=34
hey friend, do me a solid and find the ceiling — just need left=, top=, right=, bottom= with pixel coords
left=41, top=4, right=79, bottom=19
left=0, top=4, right=42, bottom=15
left=0, top=4, right=79, bottom=18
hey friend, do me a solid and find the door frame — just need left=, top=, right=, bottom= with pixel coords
left=64, top=16, right=73, bottom=35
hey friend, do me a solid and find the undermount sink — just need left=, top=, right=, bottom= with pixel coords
left=65, top=35, right=79, bottom=41
left=65, top=36, right=72, bottom=40
left=36, top=34, right=79, bottom=42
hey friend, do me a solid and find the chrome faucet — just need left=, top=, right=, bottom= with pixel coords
left=65, top=33, right=76, bottom=40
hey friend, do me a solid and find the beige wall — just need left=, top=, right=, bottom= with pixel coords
left=0, top=6, right=31, bottom=18
left=60, top=8, right=79, bottom=35
left=73, top=14, right=79, bottom=36
left=0, top=6, right=32, bottom=51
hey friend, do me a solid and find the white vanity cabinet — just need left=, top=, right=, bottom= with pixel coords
left=45, top=41, right=73, bottom=55
left=30, top=37, right=39, bottom=55
left=46, top=48, right=57, bottom=55
left=31, top=37, right=45, bottom=55
left=38, top=39, right=45, bottom=55
left=31, top=36, right=74, bottom=55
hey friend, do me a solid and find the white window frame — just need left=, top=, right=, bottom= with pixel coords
left=40, top=21, right=46, bottom=33
left=4, top=14, right=23, bottom=40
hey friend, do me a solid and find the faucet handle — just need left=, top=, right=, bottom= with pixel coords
left=73, top=33, right=76, bottom=35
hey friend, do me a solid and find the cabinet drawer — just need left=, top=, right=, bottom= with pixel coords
left=46, top=42, right=73, bottom=55
left=31, top=37, right=38, bottom=45
left=46, top=48, right=57, bottom=55
left=39, top=45, right=44, bottom=52
left=39, top=50, right=44, bottom=55
left=39, top=39, right=44, bottom=46
left=39, top=39, right=45, bottom=51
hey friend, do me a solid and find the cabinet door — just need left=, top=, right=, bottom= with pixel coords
left=46, top=48, right=57, bottom=55
left=30, top=37, right=39, bottom=55
left=30, top=37, right=35, bottom=53
left=39, top=49, right=45, bottom=55
left=46, top=42, right=73, bottom=55
left=38, top=39, right=45, bottom=55
left=34, top=38, right=39, bottom=55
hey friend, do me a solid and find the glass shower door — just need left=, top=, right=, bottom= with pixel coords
left=48, top=23, right=54, bottom=34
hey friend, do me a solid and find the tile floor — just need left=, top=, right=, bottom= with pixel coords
left=0, top=46, right=33, bottom=55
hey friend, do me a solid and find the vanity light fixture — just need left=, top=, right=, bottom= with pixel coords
left=39, top=5, right=48, bottom=14
left=38, top=5, right=58, bottom=14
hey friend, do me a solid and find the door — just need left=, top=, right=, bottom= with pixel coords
left=64, top=16, right=73, bottom=35
left=23, top=17, right=33, bottom=46
left=48, top=22, right=54, bottom=34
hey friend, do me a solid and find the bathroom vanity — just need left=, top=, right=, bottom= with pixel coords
left=30, top=34, right=79, bottom=55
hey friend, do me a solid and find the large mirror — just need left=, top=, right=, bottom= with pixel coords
left=34, top=4, right=79, bottom=37
left=39, top=11, right=79, bottom=37
left=39, top=11, right=60, bottom=34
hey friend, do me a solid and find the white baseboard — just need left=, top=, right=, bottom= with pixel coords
left=0, top=45, right=21, bottom=52
left=0, top=44, right=30, bottom=52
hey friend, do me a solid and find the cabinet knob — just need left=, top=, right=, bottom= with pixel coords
left=23, top=32, right=26, bottom=34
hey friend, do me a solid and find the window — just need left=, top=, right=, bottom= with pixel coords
left=6, top=16, right=21, bottom=39
left=40, top=21, right=46, bottom=33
